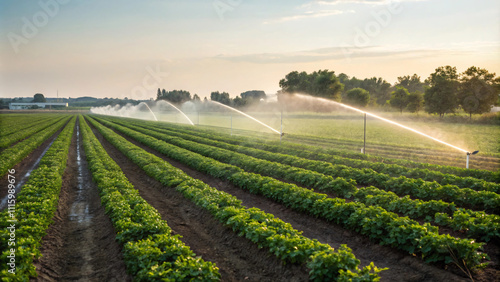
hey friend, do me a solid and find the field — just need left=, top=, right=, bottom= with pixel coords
left=1, top=112, right=499, bottom=281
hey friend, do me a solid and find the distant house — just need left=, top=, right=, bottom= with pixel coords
left=9, top=102, right=68, bottom=110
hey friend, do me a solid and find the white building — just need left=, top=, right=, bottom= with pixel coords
left=9, top=103, right=68, bottom=110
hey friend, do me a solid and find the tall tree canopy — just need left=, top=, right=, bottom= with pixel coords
left=279, top=70, right=343, bottom=101
left=457, top=66, right=499, bottom=119
left=395, top=74, right=427, bottom=93
left=33, top=93, right=46, bottom=103
left=338, top=74, right=391, bottom=106
left=156, top=89, right=192, bottom=103
left=344, top=88, right=370, bottom=108
left=210, top=91, right=231, bottom=105
left=424, top=66, right=460, bottom=117
left=390, top=86, right=410, bottom=113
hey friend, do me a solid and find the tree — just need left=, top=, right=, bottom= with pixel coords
left=457, top=66, right=498, bottom=119
left=390, top=86, right=410, bottom=113
left=339, top=74, right=390, bottom=106
left=279, top=69, right=343, bottom=101
left=344, top=88, right=370, bottom=107
left=157, top=89, right=192, bottom=103
left=396, top=74, right=427, bottom=93
left=192, top=94, right=201, bottom=102
left=424, top=66, right=459, bottom=117
left=210, top=91, right=231, bottom=105
left=406, top=91, right=424, bottom=114
left=33, top=93, right=46, bottom=103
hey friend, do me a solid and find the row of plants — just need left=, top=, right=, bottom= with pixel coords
left=0, top=115, right=72, bottom=178
left=119, top=117, right=499, bottom=182
left=86, top=115, right=384, bottom=281
left=0, top=114, right=58, bottom=137
left=79, top=116, right=221, bottom=281
left=0, top=115, right=66, bottom=149
left=99, top=117, right=499, bottom=242
left=0, top=116, right=76, bottom=279
left=98, top=116, right=500, bottom=214
left=91, top=116, right=488, bottom=270
left=106, top=116, right=499, bottom=183
left=143, top=123, right=499, bottom=192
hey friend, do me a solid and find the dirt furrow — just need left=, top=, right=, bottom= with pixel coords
left=33, top=120, right=130, bottom=281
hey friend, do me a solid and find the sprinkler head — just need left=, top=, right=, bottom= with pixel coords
left=281, top=132, right=285, bottom=137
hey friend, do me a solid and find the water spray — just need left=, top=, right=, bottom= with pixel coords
left=294, top=94, right=476, bottom=168
left=209, top=100, right=282, bottom=136
left=139, top=102, right=158, bottom=121
left=158, top=100, right=195, bottom=125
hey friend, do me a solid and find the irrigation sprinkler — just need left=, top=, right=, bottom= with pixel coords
left=466, top=150, right=479, bottom=169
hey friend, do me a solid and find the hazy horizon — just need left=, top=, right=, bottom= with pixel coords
left=1, top=0, right=499, bottom=100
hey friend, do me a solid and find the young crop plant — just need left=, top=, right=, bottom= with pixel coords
left=85, top=115, right=385, bottom=280
left=79, top=116, right=221, bottom=281
left=90, top=116, right=488, bottom=270
left=0, top=116, right=76, bottom=280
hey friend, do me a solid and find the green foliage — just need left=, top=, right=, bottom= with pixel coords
left=0, top=116, right=76, bottom=280
left=157, top=89, right=192, bottom=104
left=279, top=69, right=343, bottom=101
left=80, top=116, right=220, bottom=281
left=424, top=66, right=460, bottom=117
left=32, top=93, right=46, bottom=103
left=0, top=116, right=71, bottom=178
left=458, top=66, right=499, bottom=118
left=344, top=88, right=370, bottom=107
left=406, top=91, right=424, bottom=113
left=390, top=86, right=410, bottom=113
left=92, top=115, right=489, bottom=269
left=86, top=115, right=383, bottom=280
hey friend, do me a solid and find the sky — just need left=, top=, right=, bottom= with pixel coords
left=1, top=0, right=499, bottom=100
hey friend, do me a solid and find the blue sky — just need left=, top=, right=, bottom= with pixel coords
left=1, top=0, right=499, bottom=99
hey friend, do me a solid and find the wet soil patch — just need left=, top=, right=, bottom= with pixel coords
left=33, top=120, right=130, bottom=281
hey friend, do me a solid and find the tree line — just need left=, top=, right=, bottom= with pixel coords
left=279, top=66, right=499, bottom=118
left=157, top=88, right=266, bottom=108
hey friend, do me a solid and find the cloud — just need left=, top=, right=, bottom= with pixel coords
left=263, top=9, right=354, bottom=24
left=300, top=0, right=428, bottom=8
left=212, top=46, right=464, bottom=64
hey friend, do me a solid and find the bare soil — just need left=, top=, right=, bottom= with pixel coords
left=33, top=120, right=130, bottom=281
left=89, top=119, right=500, bottom=281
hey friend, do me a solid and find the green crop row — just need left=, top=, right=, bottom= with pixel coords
left=109, top=116, right=499, bottom=188
left=91, top=116, right=488, bottom=270
left=104, top=116, right=500, bottom=214
left=107, top=116, right=499, bottom=182
left=86, top=115, right=384, bottom=281
left=95, top=116, right=500, bottom=241
left=0, top=116, right=72, bottom=178
left=129, top=119, right=499, bottom=192
left=0, top=116, right=66, bottom=149
left=0, top=114, right=58, bottom=137
left=0, top=116, right=76, bottom=280
left=79, top=116, right=220, bottom=281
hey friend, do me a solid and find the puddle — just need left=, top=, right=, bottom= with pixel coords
left=68, top=124, right=93, bottom=223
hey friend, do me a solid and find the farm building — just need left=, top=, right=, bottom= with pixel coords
left=9, top=102, right=68, bottom=110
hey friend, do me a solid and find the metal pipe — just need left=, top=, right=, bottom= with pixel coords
left=466, top=153, right=470, bottom=169
left=280, top=107, right=283, bottom=144
left=363, top=113, right=366, bottom=154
